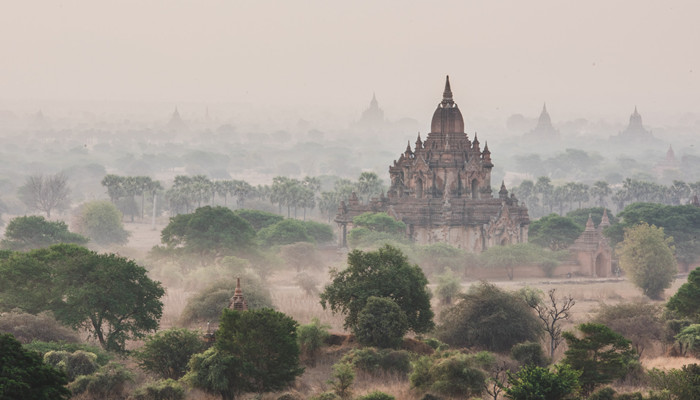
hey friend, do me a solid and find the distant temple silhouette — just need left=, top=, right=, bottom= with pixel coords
left=611, top=106, right=657, bottom=143
left=523, top=103, right=560, bottom=141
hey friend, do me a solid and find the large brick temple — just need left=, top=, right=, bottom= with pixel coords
left=336, top=76, right=530, bottom=252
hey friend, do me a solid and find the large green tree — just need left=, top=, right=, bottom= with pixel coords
left=437, top=282, right=541, bottom=352
left=320, top=244, right=434, bottom=333
left=0, top=333, right=71, bottom=400
left=134, top=328, right=206, bottom=380
left=667, top=267, right=700, bottom=321
left=502, top=364, right=581, bottom=400
left=0, top=244, right=164, bottom=352
left=607, top=202, right=700, bottom=270
left=562, top=323, right=637, bottom=395
left=160, top=206, right=256, bottom=263
left=617, top=222, right=677, bottom=299
left=185, top=308, right=304, bottom=399
left=1, top=215, right=88, bottom=251
left=528, top=214, right=583, bottom=250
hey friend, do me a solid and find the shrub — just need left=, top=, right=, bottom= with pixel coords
left=511, top=341, right=549, bottom=367
left=280, top=242, right=322, bottom=272
left=69, top=362, right=133, bottom=399
left=410, top=351, right=489, bottom=398
left=503, top=364, right=581, bottom=400
left=648, top=363, right=700, bottom=400
left=258, top=219, right=313, bottom=246
left=179, top=275, right=273, bottom=326
left=295, top=271, right=320, bottom=296
left=134, top=328, right=207, bottom=380
left=297, top=318, right=330, bottom=366
left=72, top=200, right=129, bottom=246
left=588, top=387, right=617, bottom=400
left=437, top=282, right=541, bottom=352
left=303, top=220, right=334, bottom=243
left=132, top=379, right=185, bottom=400
left=675, top=324, right=700, bottom=356
left=43, top=350, right=99, bottom=381
left=24, top=341, right=111, bottom=366
left=0, top=310, right=80, bottom=343
left=422, top=337, right=448, bottom=351
left=593, top=302, right=664, bottom=357
left=328, top=362, right=355, bottom=399
left=310, top=393, right=341, bottom=400
left=354, top=297, right=408, bottom=348
left=357, top=391, right=395, bottom=400
left=341, top=348, right=412, bottom=376
left=434, top=268, right=461, bottom=305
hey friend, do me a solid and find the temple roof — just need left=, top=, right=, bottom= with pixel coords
left=430, top=76, right=465, bottom=135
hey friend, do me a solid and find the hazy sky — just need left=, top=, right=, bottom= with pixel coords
left=1, top=1, right=698, bottom=122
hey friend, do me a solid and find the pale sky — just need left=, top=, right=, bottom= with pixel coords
left=1, top=0, right=698, bottom=123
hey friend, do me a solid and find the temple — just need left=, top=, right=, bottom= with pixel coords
left=335, top=76, right=530, bottom=253
left=523, top=103, right=560, bottom=141
left=228, top=278, right=248, bottom=311
left=611, top=106, right=656, bottom=143
left=568, top=211, right=613, bottom=277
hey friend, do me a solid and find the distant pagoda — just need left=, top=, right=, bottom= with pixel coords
left=612, top=106, right=656, bottom=143
left=228, top=278, right=248, bottom=311
left=523, top=103, right=560, bottom=141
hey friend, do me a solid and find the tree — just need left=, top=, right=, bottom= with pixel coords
left=258, top=219, right=313, bottom=246
left=356, top=172, right=384, bottom=202
left=1, top=215, right=88, bottom=251
left=528, top=214, right=583, bottom=250
left=328, top=362, right=355, bottom=399
left=135, top=328, right=207, bottom=379
left=297, top=318, right=330, bottom=366
left=617, top=223, right=677, bottom=299
left=185, top=308, right=304, bottom=399
left=410, top=350, right=490, bottom=398
left=0, top=244, right=164, bottom=352
left=73, top=200, right=130, bottom=246
left=675, top=324, right=700, bottom=356
left=593, top=302, right=664, bottom=357
left=160, top=206, right=256, bottom=263
left=435, top=268, right=461, bottom=305
left=18, top=173, right=70, bottom=217
left=590, top=181, right=611, bottom=207
left=354, top=296, right=409, bottom=348
left=480, top=243, right=563, bottom=280
left=0, top=333, right=71, bottom=400
left=562, top=323, right=637, bottom=395
left=320, top=244, right=434, bottom=334
left=502, top=364, right=581, bottom=400
left=607, top=203, right=700, bottom=270
left=566, top=207, right=618, bottom=229
left=667, top=267, right=700, bottom=321
left=648, top=363, right=700, bottom=400
left=233, top=209, right=283, bottom=231
left=437, top=282, right=541, bottom=352
left=524, top=288, right=576, bottom=359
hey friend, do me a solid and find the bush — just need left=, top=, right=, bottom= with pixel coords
left=179, top=275, right=273, bottom=326
left=503, top=364, right=581, bottom=400
left=511, top=341, right=548, bottom=367
left=134, top=328, right=207, bottom=379
left=357, top=391, right=395, bottom=400
left=328, top=362, right=355, bottom=399
left=43, top=350, right=99, bottom=381
left=434, top=268, right=461, bottom=305
left=675, top=324, right=700, bottom=356
left=23, top=340, right=111, bottom=366
left=258, top=219, right=313, bottom=246
left=437, top=282, right=541, bottom=352
left=422, top=337, right=449, bottom=351
left=354, top=297, right=408, bottom=348
left=303, top=220, right=334, bottom=243
left=589, top=387, right=617, bottom=400
left=310, top=393, right=341, bottom=400
left=341, top=348, right=412, bottom=376
left=593, top=302, right=664, bottom=357
left=280, top=242, right=322, bottom=272
left=0, top=310, right=80, bottom=343
left=295, top=271, right=320, bottom=296
left=648, top=363, right=700, bottom=400
left=297, top=318, right=330, bottom=366
left=72, top=200, right=129, bottom=246
left=69, top=362, right=133, bottom=399
left=132, top=379, right=185, bottom=400
left=410, top=351, right=488, bottom=398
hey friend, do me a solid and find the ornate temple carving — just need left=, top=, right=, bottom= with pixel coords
left=335, top=76, right=530, bottom=253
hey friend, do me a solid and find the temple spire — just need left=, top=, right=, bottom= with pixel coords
left=585, top=214, right=595, bottom=231
left=442, top=75, right=453, bottom=102
left=229, top=277, right=248, bottom=311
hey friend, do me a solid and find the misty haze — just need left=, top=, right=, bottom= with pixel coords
left=1, top=2, right=699, bottom=400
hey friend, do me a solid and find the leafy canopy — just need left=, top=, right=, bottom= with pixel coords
left=354, top=296, right=409, bottom=349
left=320, top=244, right=434, bottom=334
left=134, top=328, right=206, bottom=380
left=0, top=244, right=164, bottom=352
left=667, top=267, right=700, bottom=321
left=160, top=206, right=256, bottom=262
left=437, top=282, right=541, bottom=352
left=528, top=214, right=583, bottom=250
left=1, top=215, right=87, bottom=251
left=562, top=323, right=638, bottom=395
left=616, top=222, right=677, bottom=299
left=73, top=200, right=129, bottom=246
left=185, top=308, right=304, bottom=399
left=503, top=364, right=581, bottom=400
left=0, top=333, right=71, bottom=400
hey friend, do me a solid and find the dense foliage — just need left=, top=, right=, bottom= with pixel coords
left=0, top=333, right=71, bottom=400
left=528, top=214, right=584, bottom=250
left=354, top=296, right=409, bottom=348
left=320, top=244, right=434, bottom=334
left=503, top=364, right=581, bottom=400
left=437, top=282, right=541, bottom=352
left=616, top=223, right=677, bottom=299
left=73, top=200, right=130, bottom=245
left=667, top=267, right=700, bottom=321
left=135, top=328, right=207, bottom=380
left=0, top=215, right=88, bottom=250
left=0, top=244, right=164, bottom=352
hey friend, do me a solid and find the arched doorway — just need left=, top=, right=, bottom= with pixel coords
left=595, top=253, right=607, bottom=277
left=416, top=178, right=423, bottom=198
left=471, top=179, right=478, bottom=199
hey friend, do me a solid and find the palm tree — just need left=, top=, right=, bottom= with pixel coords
left=590, top=181, right=611, bottom=207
